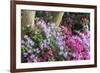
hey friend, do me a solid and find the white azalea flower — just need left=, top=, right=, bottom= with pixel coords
left=28, top=49, right=32, bottom=53
left=59, top=51, right=63, bottom=55
left=60, top=46, right=64, bottom=51
left=24, top=35, right=28, bottom=39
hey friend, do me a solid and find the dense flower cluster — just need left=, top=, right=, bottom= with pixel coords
left=21, top=21, right=90, bottom=62
left=21, top=12, right=90, bottom=63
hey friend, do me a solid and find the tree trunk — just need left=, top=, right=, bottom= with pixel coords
left=21, top=10, right=36, bottom=38
left=21, top=10, right=36, bottom=28
left=54, top=12, right=64, bottom=27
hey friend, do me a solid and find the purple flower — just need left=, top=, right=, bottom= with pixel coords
left=30, top=54, right=35, bottom=59
left=36, top=48, right=40, bottom=54
left=40, top=41, right=44, bottom=49
left=80, top=33, right=90, bottom=49
left=29, top=40, right=35, bottom=46
left=27, top=55, right=35, bottom=62
left=23, top=52, right=28, bottom=57
left=58, top=41, right=63, bottom=46
left=58, top=36, right=63, bottom=41
left=24, top=35, right=28, bottom=40
left=57, top=32, right=60, bottom=36
left=44, top=43, right=47, bottom=48
left=45, top=26, right=51, bottom=38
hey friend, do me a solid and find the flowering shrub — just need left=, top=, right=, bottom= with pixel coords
left=21, top=12, right=90, bottom=63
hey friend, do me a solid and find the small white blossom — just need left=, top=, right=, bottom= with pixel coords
left=23, top=53, right=28, bottom=57
left=28, top=49, right=32, bottom=53
left=24, top=35, right=28, bottom=39
left=60, top=46, right=64, bottom=51
left=59, top=51, right=63, bottom=55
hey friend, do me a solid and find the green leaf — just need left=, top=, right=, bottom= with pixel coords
left=50, top=37, right=60, bottom=51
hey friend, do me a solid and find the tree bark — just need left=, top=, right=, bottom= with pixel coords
left=21, top=10, right=36, bottom=28
left=54, top=12, right=64, bottom=27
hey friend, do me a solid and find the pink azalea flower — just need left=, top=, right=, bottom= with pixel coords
left=47, top=50, right=53, bottom=56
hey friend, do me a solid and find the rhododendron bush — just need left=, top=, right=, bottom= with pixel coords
left=21, top=11, right=90, bottom=63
